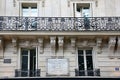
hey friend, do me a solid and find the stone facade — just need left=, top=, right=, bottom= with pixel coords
left=0, top=0, right=120, bottom=78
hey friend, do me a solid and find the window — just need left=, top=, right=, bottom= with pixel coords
left=22, top=3, right=38, bottom=17
left=74, top=3, right=91, bottom=17
left=21, top=48, right=37, bottom=77
left=78, top=49, right=94, bottom=76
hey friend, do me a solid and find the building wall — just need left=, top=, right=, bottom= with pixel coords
left=0, top=37, right=120, bottom=78
left=0, top=0, right=120, bottom=78
left=0, top=0, right=120, bottom=17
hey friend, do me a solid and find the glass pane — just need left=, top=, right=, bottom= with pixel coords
left=31, top=8, right=38, bottom=17
left=86, top=50, right=92, bottom=56
left=82, top=7, right=90, bottom=17
left=86, top=56, right=93, bottom=70
left=22, top=8, right=29, bottom=17
left=78, top=50, right=83, bottom=56
left=78, top=50, right=84, bottom=70
left=22, top=49, right=28, bottom=55
left=30, top=49, right=36, bottom=77
left=21, top=56, right=28, bottom=71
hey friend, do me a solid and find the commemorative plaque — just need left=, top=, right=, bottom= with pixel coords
left=47, top=58, right=68, bottom=75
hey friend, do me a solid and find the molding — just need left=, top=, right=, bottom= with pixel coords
left=50, top=36, right=56, bottom=55
left=12, top=38, right=17, bottom=54
left=0, top=37, right=4, bottom=59
left=71, top=38, right=76, bottom=54
left=38, top=38, right=43, bottom=54
left=17, top=0, right=43, bottom=1
left=68, top=0, right=97, bottom=7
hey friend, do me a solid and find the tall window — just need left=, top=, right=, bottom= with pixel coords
left=21, top=48, right=36, bottom=77
left=74, top=3, right=91, bottom=17
left=22, top=3, right=38, bottom=17
left=78, top=49, right=94, bottom=76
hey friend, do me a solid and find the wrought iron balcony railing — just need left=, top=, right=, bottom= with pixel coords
left=15, top=69, right=41, bottom=77
left=0, top=16, right=120, bottom=31
left=75, top=69, right=100, bottom=76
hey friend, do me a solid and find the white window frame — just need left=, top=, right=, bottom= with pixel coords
left=18, top=1, right=40, bottom=16
left=22, top=3, right=38, bottom=17
left=17, top=47, right=38, bottom=71
left=70, top=0, right=96, bottom=17
left=76, top=47, right=97, bottom=71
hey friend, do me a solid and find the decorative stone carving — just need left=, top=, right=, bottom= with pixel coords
left=58, top=36, right=64, bottom=53
left=0, top=37, right=3, bottom=59
left=96, top=38, right=102, bottom=47
left=68, top=0, right=70, bottom=7
left=42, top=0, right=45, bottom=7
left=50, top=37, right=56, bottom=55
left=82, top=40, right=88, bottom=46
left=25, top=41, right=30, bottom=47
left=116, top=36, right=120, bottom=55
left=118, top=37, right=120, bottom=48
left=38, top=38, right=43, bottom=54
left=12, top=38, right=17, bottom=54
left=13, top=0, right=16, bottom=7
left=71, top=38, right=76, bottom=54
left=108, top=37, right=116, bottom=49
left=108, top=36, right=116, bottom=58
left=96, top=38, right=102, bottom=54
left=95, top=0, right=98, bottom=7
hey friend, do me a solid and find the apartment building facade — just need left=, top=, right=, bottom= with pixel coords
left=0, top=0, right=120, bottom=78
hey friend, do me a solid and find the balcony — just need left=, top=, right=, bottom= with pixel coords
left=75, top=69, right=100, bottom=76
left=15, top=69, right=41, bottom=77
left=0, top=16, right=120, bottom=31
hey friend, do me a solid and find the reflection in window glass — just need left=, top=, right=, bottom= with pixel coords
left=22, top=3, right=37, bottom=17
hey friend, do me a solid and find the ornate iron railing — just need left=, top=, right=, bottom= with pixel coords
left=75, top=69, right=100, bottom=76
left=15, top=69, right=40, bottom=77
left=0, top=16, right=120, bottom=31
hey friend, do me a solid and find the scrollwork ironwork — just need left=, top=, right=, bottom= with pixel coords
left=0, top=16, right=120, bottom=31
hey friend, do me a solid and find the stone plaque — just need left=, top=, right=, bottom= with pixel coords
left=47, top=58, right=68, bottom=75
left=4, top=59, right=11, bottom=63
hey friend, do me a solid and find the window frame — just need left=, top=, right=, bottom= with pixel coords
left=76, top=47, right=97, bottom=72
left=70, top=0, right=96, bottom=17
